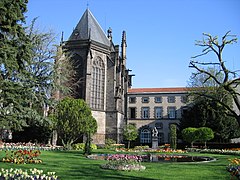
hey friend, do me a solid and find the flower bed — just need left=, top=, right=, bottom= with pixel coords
left=101, top=163, right=146, bottom=171
left=2, top=150, right=42, bottom=164
left=0, top=168, right=58, bottom=179
left=226, top=158, right=240, bottom=179
left=116, top=147, right=186, bottom=154
left=100, top=154, right=146, bottom=171
left=0, top=142, right=63, bottom=151
left=187, top=148, right=240, bottom=156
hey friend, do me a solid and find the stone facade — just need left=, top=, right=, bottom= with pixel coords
left=127, top=88, right=190, bottom=144
left=62, top=9, right=132, bottom=144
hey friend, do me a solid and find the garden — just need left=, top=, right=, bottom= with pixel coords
left=0, top=143, right=240, bottom=180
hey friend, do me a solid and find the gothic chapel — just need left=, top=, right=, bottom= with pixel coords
left=62, top=9, right=132, bottom=144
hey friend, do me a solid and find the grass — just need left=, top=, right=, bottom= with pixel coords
left=0, top=149, right=237, bottom=180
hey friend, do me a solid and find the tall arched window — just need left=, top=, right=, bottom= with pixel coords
left=91, top=57, right=105, bottom=110
left=140, top=129, right=151, bottom=143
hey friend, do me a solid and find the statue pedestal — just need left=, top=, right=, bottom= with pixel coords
left=152, top=136, right=158, bottom=149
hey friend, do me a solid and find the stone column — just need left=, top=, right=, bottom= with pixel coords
left=152, top=136, right=158, bottom=149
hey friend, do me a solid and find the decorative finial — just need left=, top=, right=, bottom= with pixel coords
left=87, top=1, right=89, bottom=9
left=107, top=27, right=112, bottom=41
left=121, top=31, right=127, bottom=61
left=121, top=31, right=127, bottom=47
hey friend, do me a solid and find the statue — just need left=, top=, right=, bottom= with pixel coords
left=152, top=127, right=158, bottom=137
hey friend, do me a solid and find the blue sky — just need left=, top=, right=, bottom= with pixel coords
left=26, top=0, right=240, bottom=88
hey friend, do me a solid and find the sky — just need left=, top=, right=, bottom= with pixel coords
left=26, top=0, right=240, bottom=88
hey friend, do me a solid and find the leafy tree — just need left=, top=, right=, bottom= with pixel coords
left=50, top=43, right=76, bottom=145
left=189, top=31, right=240, bottom=127
left=184, top=67, right=240, bottom=142
left=181, top=94, right=240, bottom=142
left=170, top=124, right=177, bottom=149
left=123, top=124, right=138, bottom=149
left=83, top=116, right=97, bottom=155
left=0, top=0, right=33, bottom=136
left=181, top=127, right=199, bottom=148
left=0, top=0, right=31, bottom=76
left=8, top=18, right=61, bottom=143
left=54, top=97, right=97, bottom=150
left=197, top=127, right=214, bottom=148
left=26, top=18, right=56, bottom=109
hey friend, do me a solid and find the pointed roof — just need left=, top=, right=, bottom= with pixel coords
left=69, top=9, right=110, bottom=46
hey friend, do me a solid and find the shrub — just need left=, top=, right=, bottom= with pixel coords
left=105, top=138, right=116, bottom=149
left=134, top=146, right=150, bottom=151
left=73, top=143, right=97, bottom=150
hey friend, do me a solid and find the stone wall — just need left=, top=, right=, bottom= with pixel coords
left=92, top=111, right=106, bottom=144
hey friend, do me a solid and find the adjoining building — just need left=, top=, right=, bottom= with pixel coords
left=62, top=9, right=133, bottom=144
left=127, top=87, right=191, bottom=144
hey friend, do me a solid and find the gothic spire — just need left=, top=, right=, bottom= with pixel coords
left=121, top=31, right=127, bottom=60
left=68, top=9, right=110, bottom=46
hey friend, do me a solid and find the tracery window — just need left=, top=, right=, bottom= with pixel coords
left=90, top=57, right=105, bottom=110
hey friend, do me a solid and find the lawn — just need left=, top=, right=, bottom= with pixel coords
left=0, top=149, right=237, bottom=180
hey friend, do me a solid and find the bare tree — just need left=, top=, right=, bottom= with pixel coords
left=189, top=31, right=240, bottom=126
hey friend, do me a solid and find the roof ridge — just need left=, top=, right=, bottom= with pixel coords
left=128, top=87, right=190, bottom=93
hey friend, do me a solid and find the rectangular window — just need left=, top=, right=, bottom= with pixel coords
left=181, top=95, right=188, bottom=103
left=155, top=96, right=162, bottom=103
left=168, top=106, right=176, bottom=119
left=155, top=122, right=163, bottom=129
left=158, top=133, right=164, bottom=143
left=142, top=97, right=149, bottom=103
left=142, top=107, right=149, bottom=119
left=155, top=107, right=163, bottom=119
left=129, top=107, right=136, bottom=119
left=129, top=97, right=136, bottom=103
left=168, top=96, right=176, bottom=103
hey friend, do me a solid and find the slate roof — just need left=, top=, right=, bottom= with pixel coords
left=68, top=9, right=110, bottom=46
left=128, top=87, right=191, bottom=94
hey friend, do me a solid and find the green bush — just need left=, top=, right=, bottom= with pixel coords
left=105, top=138, right=116, bottom=149
left=91, top=144, right=97, bottom=150
left=73, top=143, right=97, bottom=150
left=134, top=146, right=149, bottom=151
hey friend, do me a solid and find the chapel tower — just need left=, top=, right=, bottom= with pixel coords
left=63, top=9, right=130, bottom=144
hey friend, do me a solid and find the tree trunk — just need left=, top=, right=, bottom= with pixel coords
left=52, top=130, right=58, bottom=146
left=84, top=132, right=91, bottom=155
left=237, top=115, right=240, bottom=128
left=128, top=140, right=130, bottom=149
left=62, top=139, right=73, bottom=150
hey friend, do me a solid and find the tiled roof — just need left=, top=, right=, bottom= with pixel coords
left=68, top=9, right=110, bottom=46
left=128, top=87, right=191, bottom=93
